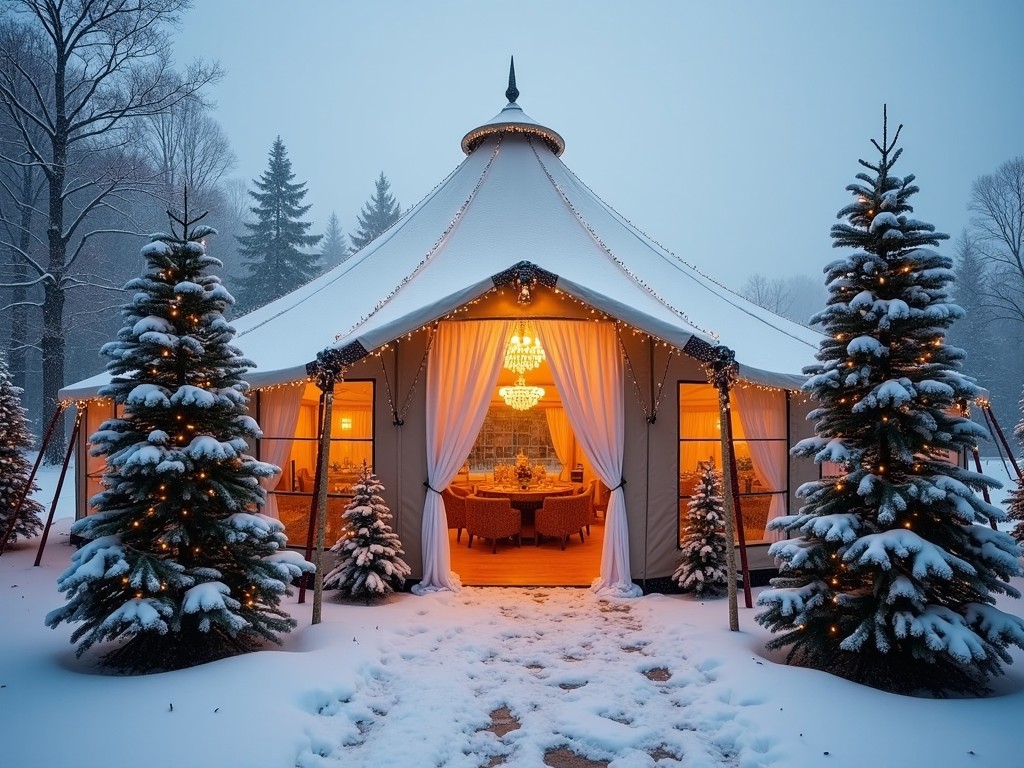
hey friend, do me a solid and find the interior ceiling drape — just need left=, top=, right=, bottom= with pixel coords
left=535, top=320, right=642, bottom=597
left=735, top=386, right=788, bottom=542
left=545, top=407, right=574, bottom=481
left=255, top=384, right=304, bottom=520
left=414, top=319, right=513, bottom=594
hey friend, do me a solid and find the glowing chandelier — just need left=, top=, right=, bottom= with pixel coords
left=499, top=375, right=545, bottom=411
left=504, top=320, right=545, bottom=375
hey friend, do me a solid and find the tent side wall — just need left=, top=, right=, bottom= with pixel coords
left=343, top=337, right=430, bottom=579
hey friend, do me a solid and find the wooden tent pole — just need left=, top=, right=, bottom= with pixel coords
left=298, top=392, right=327, bottom=604
left=720, top=385, right=753, bottom=609
left=34, top=407, right=82, bottom=567
left=310, top=384, right=335, bottom=625
left=709, top=346, right=744, bottom=630
left=983, top=404, right=1023, bottom=482
left=0, top=403, right=66, bottom=557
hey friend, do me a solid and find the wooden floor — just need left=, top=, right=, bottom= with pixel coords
left=450, top=518, right=604, bottom=586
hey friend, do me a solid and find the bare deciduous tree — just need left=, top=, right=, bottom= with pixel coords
left=142, top=90, right=236, bottom=208
left=968, top=156, right=1024, bottom=325
left=0, top=0, right=219, bottom=460
left=739, top=273, right=794, bottom=316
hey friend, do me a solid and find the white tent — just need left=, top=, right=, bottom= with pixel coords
left=60, top=65, right=824, bottom=594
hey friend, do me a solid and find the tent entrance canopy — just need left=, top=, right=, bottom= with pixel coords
left=414, top=317, right=640, bottom=597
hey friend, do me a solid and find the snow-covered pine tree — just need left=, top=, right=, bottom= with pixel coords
left=349, top=172, right=401, bottom=251
left=756, top=109, right=1024, bottom=696
left=235, top=137, right=321, bottom=311
left=46, top=201, right=313, bottom=672
left=673, top=463, right=728, bottom=598
left=320, top=211, right=349, bottom=269
left=0, top=350, right=43, bottom=548
left=324, top=462, right=410, bottom=603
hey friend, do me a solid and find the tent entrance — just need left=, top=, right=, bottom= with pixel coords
left=418, top=318, right=638, bottom=596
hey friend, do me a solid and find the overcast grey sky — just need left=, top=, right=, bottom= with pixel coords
left=173, top=0, right=1023, bottom=289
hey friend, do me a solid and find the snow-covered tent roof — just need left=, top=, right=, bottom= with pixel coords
left=61, top=67, right=822, bottom=401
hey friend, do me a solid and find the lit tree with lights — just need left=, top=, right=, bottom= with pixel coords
left=46, top=202, right=313, bottom=672
left=324, top=462, right=410, bottom=603
left=0, top=351, right=43, bottom=547
left=756, top=109, right=1024, bottom=695
left=673, top=463, right=728, bottom=598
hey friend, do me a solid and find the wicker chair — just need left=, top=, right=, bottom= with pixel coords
left=536, top=493, right=590, bottom=550
left=441, top=488, right=467, bottom=542
left=465, top=495, right=521, bottom=554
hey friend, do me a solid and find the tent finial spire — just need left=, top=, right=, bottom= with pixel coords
left=505, top=55, right=519, bottom=104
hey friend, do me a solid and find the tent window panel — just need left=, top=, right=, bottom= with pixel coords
left=677, top=382, right=788, bottom=546
left=84, top=401, right=118, bottom=513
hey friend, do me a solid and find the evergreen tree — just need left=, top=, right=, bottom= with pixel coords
left=673, top=463, right=728, bottom=598
left=0, top=351, right=43, bottom=548
left=350, top=172, right=401, bottom=251
left=320, top=211, right=349, bottom=269
left=324, top=462, right=410, bottom=603
left=46, top=203, right=313, bottom=671
left=756, top=110, right=1024, bottom=696
left=236, top=137, right=321, bottom=311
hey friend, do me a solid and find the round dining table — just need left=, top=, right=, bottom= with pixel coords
left=472, top=483, right=580, bottom=537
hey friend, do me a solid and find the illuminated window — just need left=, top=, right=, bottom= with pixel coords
left=677, top=382, right=788, bottom=546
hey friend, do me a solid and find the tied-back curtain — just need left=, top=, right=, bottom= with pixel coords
left=545, top=407, right=574, bottom=481
left=535, top=320, right=641, bottom=597
left=414, top=319, right=513, bottom=594
left=255, top=384, right=304, bottom=519
left=735, top=386, right=787, bottom=542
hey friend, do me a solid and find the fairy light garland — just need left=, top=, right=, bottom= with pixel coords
left=554, top=153, right=822, bottom=345
left=332, top=136, right=505, bottom=345
left=236, top=161, right=467, bottom=340
left=527, top=137, right=719, bottom=341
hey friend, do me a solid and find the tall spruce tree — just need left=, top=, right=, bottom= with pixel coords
left=324, top=462, right=410, bottom=603
left=46, top=202, right=313, bottom=671
left=0, top=350, right=43, bottom=549
left=756, top=110, right=1024, bottom=695
left=236, top=137, right=321, bottom=311
left=673, top=463, right=728, bottom=598
left=350, top=172, right=401, bottom=251
left=320, top=211, right=349, bottom=269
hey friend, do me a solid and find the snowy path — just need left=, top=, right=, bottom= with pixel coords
left=297, top=588, right=771, bottom=768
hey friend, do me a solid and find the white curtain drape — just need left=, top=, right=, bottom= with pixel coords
left=545, top=407, right=574, bottom=481
left=735, top=386, right=788, bottom=542
left=535, top=320, right=641, bottom=597
left=256, top=384, right=305, bottom=519
left=414, top=319, right=513, bottom=594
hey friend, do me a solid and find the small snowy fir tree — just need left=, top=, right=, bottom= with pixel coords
left=46, top=201, right=313, bottom=672
left=0, top=351, right=43, bottom=548
left=673, top=464, right=728, bottom=598
left=756, top=109, right=1024, bottom=696
left=349, top=172, right=401, bottom=251
left=324, top=462, right=410, bottom=603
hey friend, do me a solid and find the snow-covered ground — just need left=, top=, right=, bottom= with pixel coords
left=1, top=460, right=1022, bottom=768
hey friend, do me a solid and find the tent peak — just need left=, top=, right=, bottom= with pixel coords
left=506, top=55, right=519, bottom=104
left=461, top=60, right=565, bottom=157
